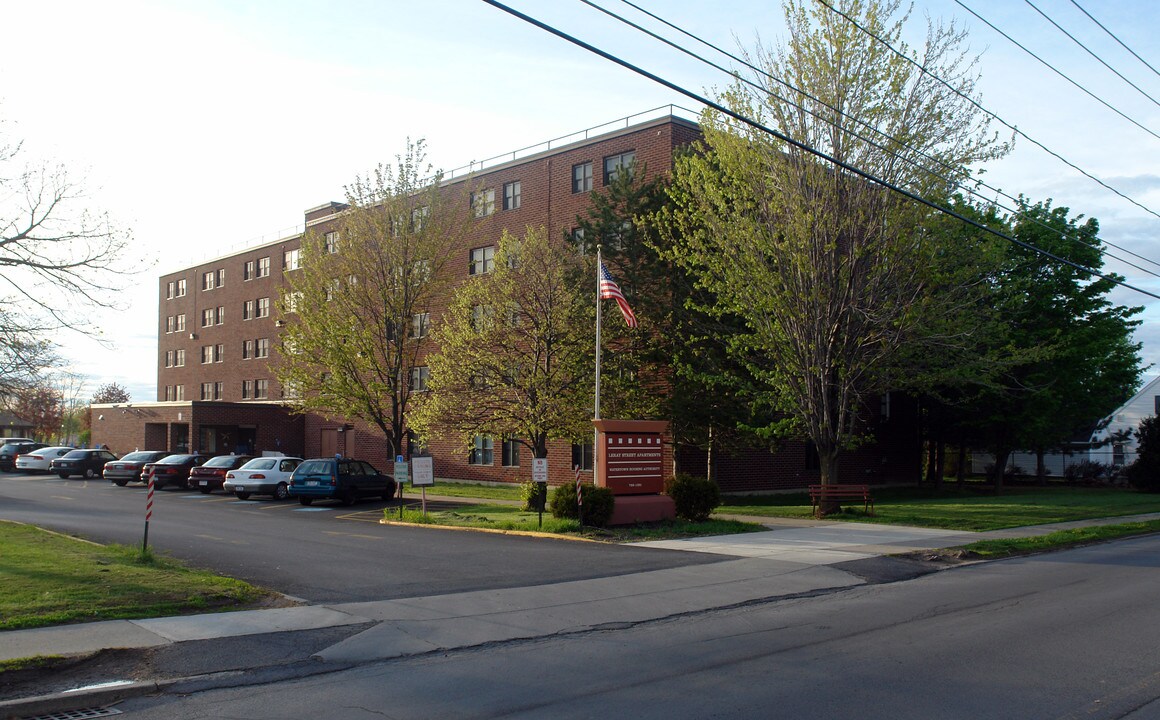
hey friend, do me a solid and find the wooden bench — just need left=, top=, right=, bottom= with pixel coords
left=809, top=484, right=874, bottom=518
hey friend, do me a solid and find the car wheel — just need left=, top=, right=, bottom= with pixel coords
left=381, top=482, right=396, bottom=501
left=84, top=468, right=96, bottom=479
left=298, top=496, right=313, bottom=506
left=58, top=473, right=69, bottom=479
left=114, top=479, right=128, bottom=487
left=273, top=482, right=289, bottom=501
left=235, top=491, right=251, bottom=500
left=340, top=487, right=358, bottom=506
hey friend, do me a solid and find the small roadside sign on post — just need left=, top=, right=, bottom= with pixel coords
left=412, top=456, right=434, bottom=516
left=533, top=457, right=548, bottom=528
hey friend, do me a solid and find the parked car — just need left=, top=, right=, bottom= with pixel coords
left=0, top=441, right=46, bottom=472
left=189, top=454, right=255, bottom=494
left=223, top=456, right=304, bottom=500
left=145, top=453, right=212, bottom=490
left=14, top=446, right=74, bottom=474
left=288, top=458, right=396, bottom=506
left=104, top=450, right=171, bottom=486
left=50, top=448, right=118, bottom=479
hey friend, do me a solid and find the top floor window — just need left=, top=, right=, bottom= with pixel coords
left=469, top=246, right=495, bottom=276
left=325, top=231, right=340, bottom=254
left=166, top=281, right=175, bottom=299
left=471, top=188, right=495, bottom=218
left=257, top=256, right=271, bottom=277
left=503, top=181, right=521, bottom=210
left=176, top=278, right=187, bottom=297
left=572, top=161, right=593, bottom=193
left=412, top=206, right=429, bottom=232
left=283, top=248, right=300, bottom=272
left=202, top=271, right=216, bottom=291
left=603, top=151, right=635, bottom=185
left=243, top=260, right=255, bottom=281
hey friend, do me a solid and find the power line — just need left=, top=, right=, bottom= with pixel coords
left=480, top=0, right=1160, bottom=302
left=1023, top=0, right=1160, bottom=111
left=819, top=0, right=1160, bottom=225
left=1070, top=0, right=1160, bottom=82
left=590, top=0, right=1160, bottom=278
left=955, top=0, right=1160, bottom=143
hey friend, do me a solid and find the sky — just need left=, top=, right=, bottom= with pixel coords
left=1, top=0, right=1159, bottom=402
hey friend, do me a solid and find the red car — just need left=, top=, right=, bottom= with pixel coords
left=145, top=454, right=212, bottom=490
left=189, top=455, right=255, bottom=494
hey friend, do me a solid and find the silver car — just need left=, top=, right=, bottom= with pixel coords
left=223, top=456, right=303, bottom=500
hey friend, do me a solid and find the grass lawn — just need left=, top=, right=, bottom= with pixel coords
left=0, top=521, right=276, bottom=631
left=403, top=482, right=524, bottom=502
left=386, top=503, right=764, bottom=542
left=717, top=486, right=1160, bottom=532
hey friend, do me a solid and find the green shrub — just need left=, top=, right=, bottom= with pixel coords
left=1126, top=417, right=1160, bottom=492
left=550, top=482, right=615, bottom=527
left=665, top=473, right=721, bottom=522
left=520, top=480, right=547, bottom=511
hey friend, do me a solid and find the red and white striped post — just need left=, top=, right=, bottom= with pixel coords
left=142, top=472, right=155, bottom=552
left=575, top=465, right=583, bottom=527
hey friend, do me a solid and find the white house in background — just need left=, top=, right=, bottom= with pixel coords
left=1089, top=375, right=1160, bottom=468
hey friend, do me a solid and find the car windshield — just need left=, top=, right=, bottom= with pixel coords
left=120, top=451, right=159, bottom=462
left=157, top=454, right=194, bottom=464
left=203, top=455, right=244, bottom=467
left=240, top=458, right=277, bottom=470
left=62, top=450, right=90, bottom=459
left=1, top=444, right=27, bottom=453
left=296, top=460, right=332, bottom=475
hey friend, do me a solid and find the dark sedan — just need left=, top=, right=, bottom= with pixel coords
left=104, top=450, right=171, bottom=486
left=50, top=448, right=118, bottom=479
left=145, top=454, right=212, bottom=490
left=189, top=454, right=255, bottom=494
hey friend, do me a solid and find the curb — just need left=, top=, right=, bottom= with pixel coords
left=0, top=679, right=167, bottom=720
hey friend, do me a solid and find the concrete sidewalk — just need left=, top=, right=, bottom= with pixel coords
left=3, top=511, right=1159, bottom=717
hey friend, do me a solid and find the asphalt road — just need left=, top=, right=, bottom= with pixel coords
left=0, top=471, right=722, bottom=602
left=113, top=534, right=1160, bottom=719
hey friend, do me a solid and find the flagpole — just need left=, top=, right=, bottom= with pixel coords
left=594, top=244, right=603, bottom=487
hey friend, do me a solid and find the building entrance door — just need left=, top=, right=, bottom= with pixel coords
left=320, top=428, right=337, bottom=458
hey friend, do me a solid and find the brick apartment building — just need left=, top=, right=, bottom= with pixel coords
left=93, top=109, right=919, bottom=491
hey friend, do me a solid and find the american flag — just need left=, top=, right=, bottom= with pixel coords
left=599, top=262, right=638, bottom=328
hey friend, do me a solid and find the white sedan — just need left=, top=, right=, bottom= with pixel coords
left=14, top=446, right=75, bottom=474
left=223, top=456, right=303, bottom=500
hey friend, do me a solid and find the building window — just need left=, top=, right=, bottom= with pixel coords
left=164, top=385, right=175, bottom=401
left=215, top=382, right=224, bottom=400
left=176, top=314, right=186, bottom=332
left=241, top=380, right=252, bottom=399
left=572, top=161, right=593, bottom=193
left=215, top=344, right=223, bottom=363
left=165, top=316, right=175, bottom=334
left=285, top=291, right=302, bottom=314
left=216, top=268, right=225, bottom=288
left=570, top=227, right=589, bottom=254
left=469, top=435, right=494, bottom=465
left=571, top=442, right=593, bottom=472
left=243, top=300, right=254, bottom=320
left=471, top=188, right=495, bottom=218
left=164, top=350, right=174, bottom=368
left=469, top=246, right=495, bottom=275
left=166, top=281, right=175, bottom=300
left=175, top=384, right=185, bottom=401
left=200, top=382, right=214, bottom=401
left=216, top=306, right=225, bottom=325
left=412, top=312, right=430, bottom=339
left=242, top=339, right=254, bottom=360
left=412, top=206, right=429, bottom=232
left=410, top=366, right=430, bottom=392
left=283, top=248, right=300, bottom=272
left=202, top=309, right=214, bottom=328
left=502, top=437, right=520, bottom=467
left=603, top=151, right=635, bottom=185
left=325, top=231, right=340, bottom=254
left=201, top=345, right=213, bottom=364
left=471, top=305, right=494, bottom=332
left=258, top=256, right=270, bottom=277
left=244, top=260, right=254, bottom=281
left=202, top=271, right=215, bottom=291
left=257, top=297, right=270, bottom=318
left=256, top=338, right=269, bottom=359
left=176, top=279, right=187, bottom=297
left=255, top=379, right=269, bottom=399
left=175, top=349, right=185, bottom=367
left=503, top=181, right=521, bottom=210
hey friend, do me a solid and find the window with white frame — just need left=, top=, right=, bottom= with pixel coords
left=243, top=300, right=254, bottom=320
left=572, top=161, right=593, bottom=193
left=166, top=281, right=175, bottom=300
left=202, top=271, right=215, bottom=291
left=412, top=206, right=429, bottom=231
left=176, top=314, right=186, bottom=332
left=166, top=316, right=175, bottom=334
left=176, top=279, right=187, bottom=297
left=215, top=344, right=223, bottom=363
left=244, top=260, right=254, bottom=281
left=216, top=268, right=225, bottom=287
left=242, top=380, right=253, bottom=399
left=242, top=339, right=254, bottom=360
left=257, top=256, right=270, bottom=277
left=503, top=181, right=521, bottom=210
left=201, top=345, right=213, bottom=364
left=603, top=151, right=635, bottom=185
left=412, top=312, right=430, bottom=339
left=202, top=309, right=214, bottom=328
left=175, top=349, right=185, bottom=367
left=165, top=385, right=177, bottom=401
left=256, top=338, right=269, bottom=358
left=285, top=291, right=302, bottom=314
left=255, top=379, right=269, bottom=399
left=468, top=435, right=494, bottom=465
left=325, top=231, right=340, bottom=254
left=257, top=297, right=270, bottom=318
left=502, top=436, right=520, bottom=467
left=200, top=382, right=214, bottom=401
left=471, top=188, right=495, bottom=218
left=471, top=305, right=494, bottom=332
left=165, top=350, right=174, bottom=368
left=410, top=366, right=430, bottom=392
left=215, top=306, right=225, bottom=325
left=283, top=248, right=300, bottom=271
left=469, top=246, right=495, bottom=275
